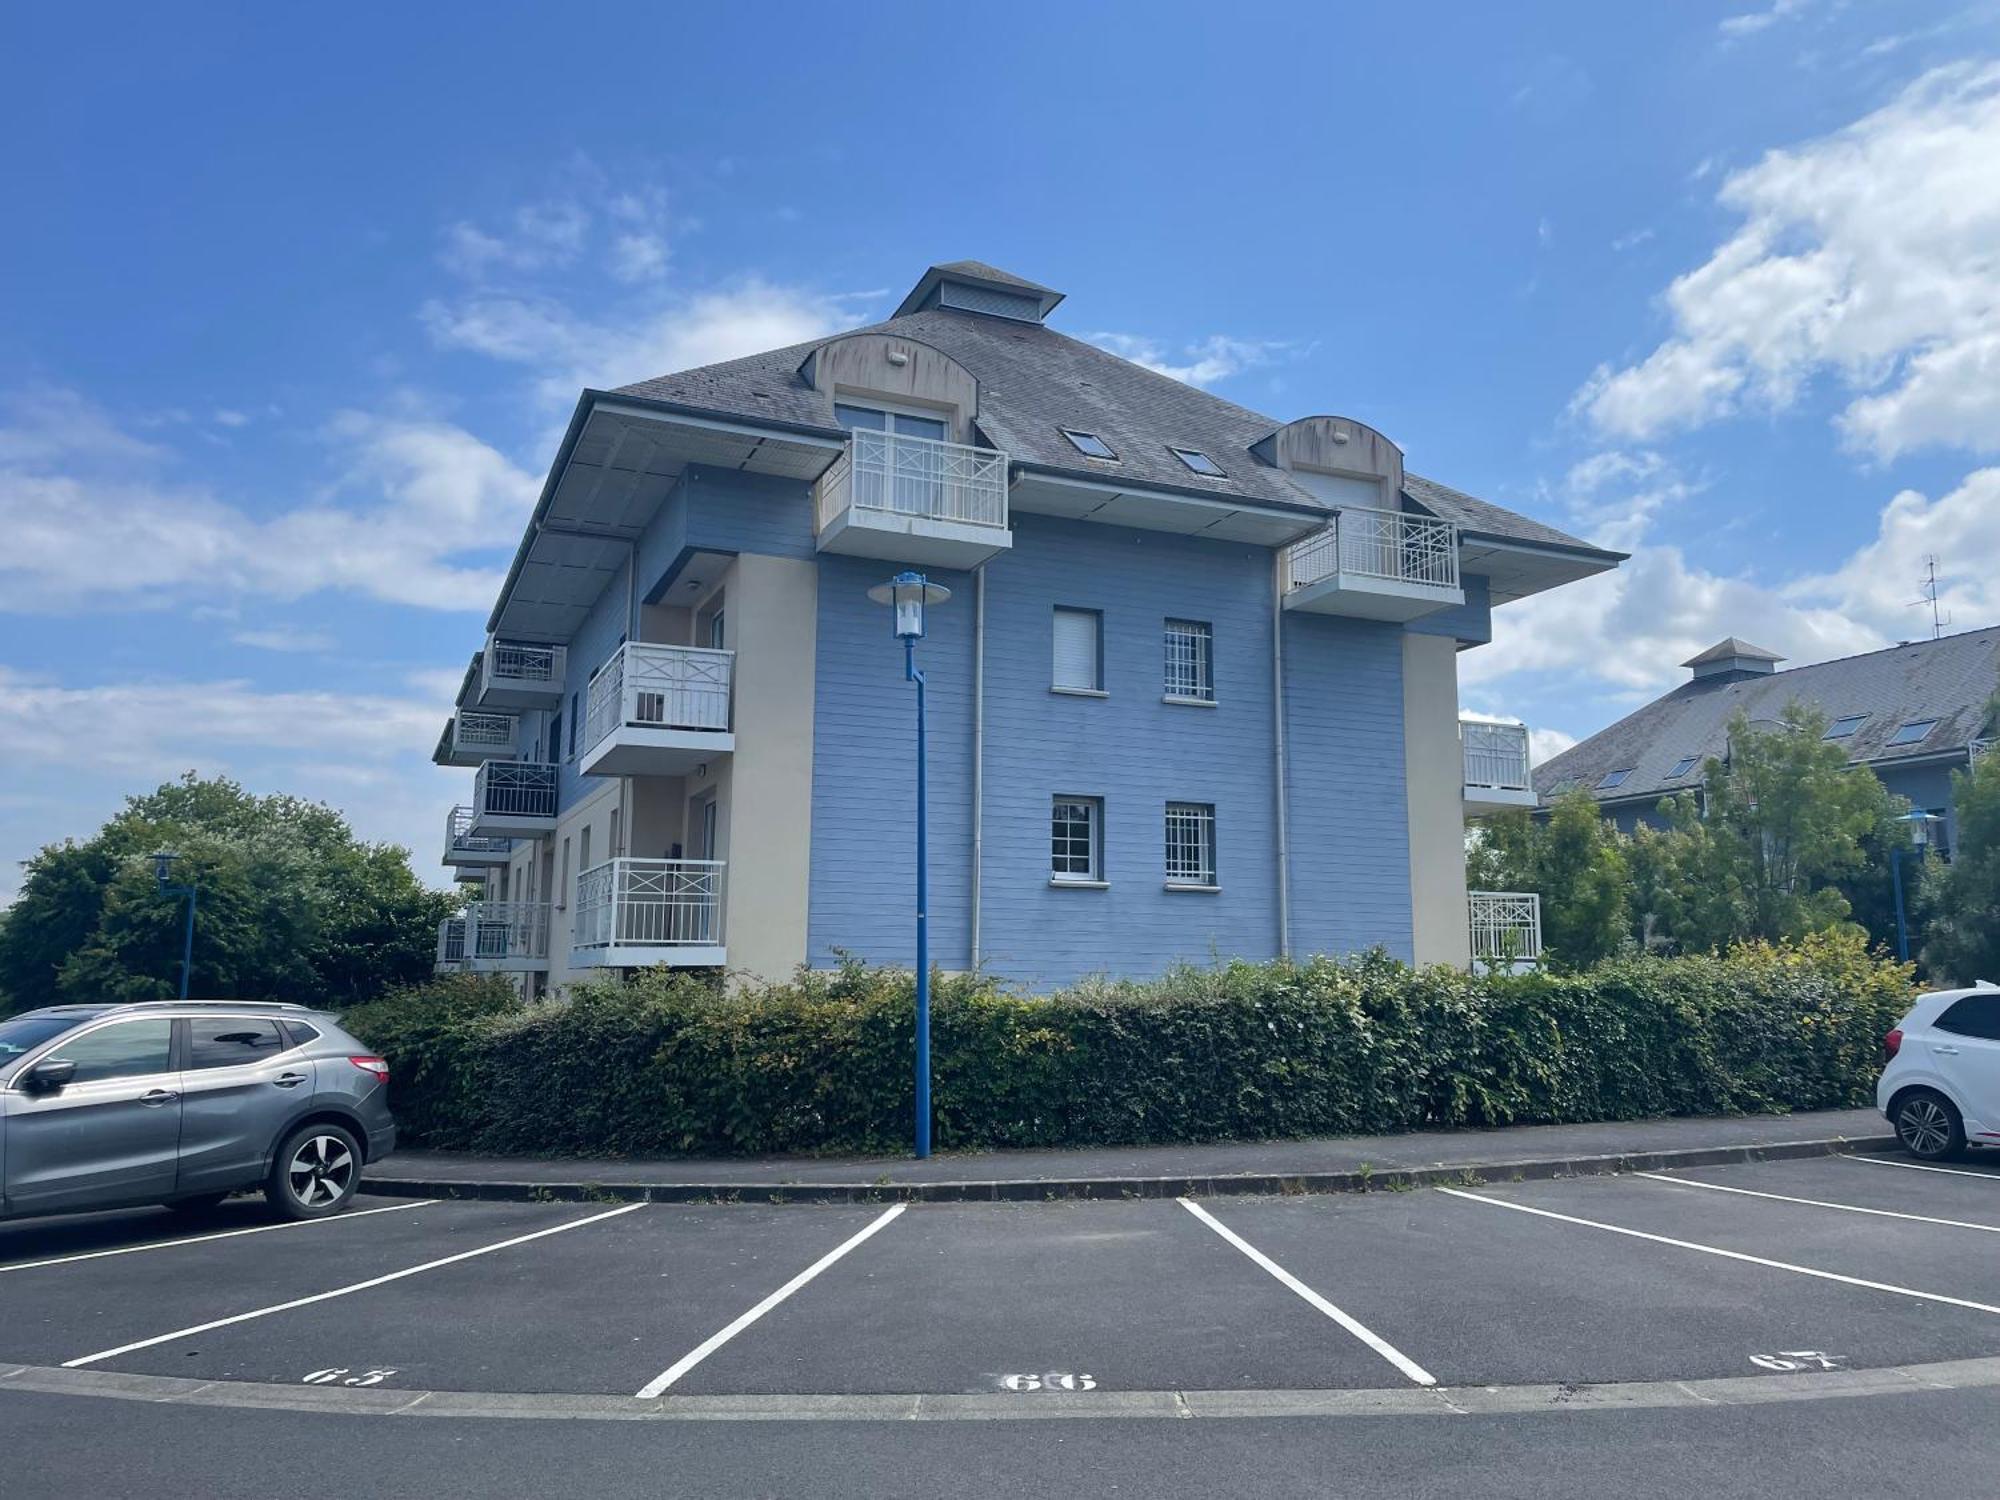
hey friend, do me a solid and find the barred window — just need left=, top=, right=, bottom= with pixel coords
left=1164, top=802, right=1216, bottom=886
left=1050, top=797, right=1102, bottom=881
left=1164, top=619, right=1213, bottom=701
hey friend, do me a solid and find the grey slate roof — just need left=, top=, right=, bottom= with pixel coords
left=613, top=280, right=1605, bottom=556
left=1535, top=628, right=2000, bottom=805
left=1684, top=637, right=1784, bottom=668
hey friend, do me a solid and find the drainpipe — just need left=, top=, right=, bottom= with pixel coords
left=1272, top=553, right=1292, bottom=959
left=970, top=561, right=986, bottom=970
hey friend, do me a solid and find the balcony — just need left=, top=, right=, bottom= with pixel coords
left=1468, top=890, right=1542, bottom=975
left=579, top=642, right=734, bottom=778
left=477, top=637, right=567, bottom=709
left=435, top=901, right=551, bottom=974
left=435, top=709, right=520, bottom=767
left=1461, top=715, right=1535, bottom=815
left=443, top=804, right=511, bottom=869
left=814, top=428, right=1012, bottom=569
left=1282, top=507, right=1463, bottom=622
left=468, top=761, right=558, bottom=838
left=571, top=858, right=726, bottom=968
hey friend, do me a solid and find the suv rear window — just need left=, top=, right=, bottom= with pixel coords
left=188, top=1017, right=287, bottom=1069
left=1935, top=995, right=2000, bottom=1041
left=281, top=1020, right=321, bottom=1048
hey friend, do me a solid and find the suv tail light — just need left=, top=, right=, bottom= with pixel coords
left=1884, top=1028, right=1903, bottom=1061
left=348, top=1055, right=390, bottom=1084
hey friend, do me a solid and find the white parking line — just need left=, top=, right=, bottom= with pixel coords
left=633, top=1203, right=906, bottom=1399
left=62, top=1203, right=645, bottom=1368
left=1844, top=1154, right=2000, bottom=1183
left=0, top=1200, right=435, bottom=1274
left=1636, top=1171, right=2000, bottom=1232
left=1439, top=1188, right=2000, bottom=1317
left=1177, top=1199, right=1436, bottom=1387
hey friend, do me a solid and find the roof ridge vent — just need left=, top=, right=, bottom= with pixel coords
left=893, top=261, right=1065, bottom=323
left=1683, top=636, right=1784, bottom=684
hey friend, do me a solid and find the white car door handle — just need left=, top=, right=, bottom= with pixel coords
left=1933, top=1045, right=1962, bottom=1056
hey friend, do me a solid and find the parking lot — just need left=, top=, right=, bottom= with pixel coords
left=5, top=1150, right=2000, bottom=1417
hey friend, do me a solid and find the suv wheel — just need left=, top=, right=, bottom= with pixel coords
left=267, top=1123, right=361, bottom=1220
left=1894, top=1089, right=1966, bottom=1162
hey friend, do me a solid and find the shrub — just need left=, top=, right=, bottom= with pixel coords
left=342, top=931, right=1913, bottom=1159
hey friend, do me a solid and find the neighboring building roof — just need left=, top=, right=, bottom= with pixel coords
left=1535, top=628, right=2000, bottom=805
left=1682, top=637, right=1784, bottom=668
left=613, top=265, right=1611, bottom=559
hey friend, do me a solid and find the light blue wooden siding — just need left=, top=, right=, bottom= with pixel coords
left=1408, top=572, right=1491, bottom=645
left=1282, top=612, right=1414, bottom=962
left=807, top=552, right=977, bottom=969
left=552, top=561, right=634, bottom=811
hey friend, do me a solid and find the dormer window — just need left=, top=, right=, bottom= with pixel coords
left=1170, top=446, right=1225, bottom=477
left=1061, top=428, right=1117, bottom=460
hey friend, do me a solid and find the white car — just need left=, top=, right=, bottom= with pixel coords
left=1878, top=983, right=2000, bottom=1160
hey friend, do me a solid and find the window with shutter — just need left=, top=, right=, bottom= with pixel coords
left=1052, top=607, right=1102, bottom=692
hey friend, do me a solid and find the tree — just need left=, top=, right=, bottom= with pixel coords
left=0, top=774, right=454, bottom=1013
left=1921, top=751, right=2000, bottom=985
left=1468, top=789, right=1630, bottom=970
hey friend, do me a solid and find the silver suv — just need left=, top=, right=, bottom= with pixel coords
left=0, top=1001, right=396, bottom=1223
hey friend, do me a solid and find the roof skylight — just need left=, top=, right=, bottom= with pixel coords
left=1169, top=446, right=1225, bottom=477
left=1598, top=768, right=1634, bottom=789
left=1887, top=718, right=1940, bottom=747
left=1667, top=756, right=1699, bottom=779
left=1824, top=714, right=1869, bottom=740
left=1060, top=428, right=1117, bottom=460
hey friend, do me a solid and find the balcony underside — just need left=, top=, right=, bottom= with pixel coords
left=580, top=728, right=734, bottom=779
left=476, top=680, right=562, bottom=711
left=816, top=507, right=1012, bottom=569
left=1284, top=574, right=1464, bottom=622
left=571, top=943, right=726, bottom=970
left=1464, top=784, right=1538, bottom=817
left=443, top=846, right=510, bottom=869
left=467, top=810, right=556, bottom=839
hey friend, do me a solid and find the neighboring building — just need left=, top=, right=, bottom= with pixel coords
left=433, top=259, right=1621, bottom=991
left=1534, top=629, right=2000, bottom=851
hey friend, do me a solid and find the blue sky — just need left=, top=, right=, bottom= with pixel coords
left=4, top=0, right=1999, bottom=899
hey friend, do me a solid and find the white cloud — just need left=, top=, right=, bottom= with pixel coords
left=212, top=408, right=249, bottom=428
left=1611, top=227, right=1656, bottom=252
left=1719, top=0, right=1813, bottom=39
left=609, top=232, right=669, bottom=284
left=0, top=390, right=537, bottom=614
left=440, top=200, right=591, bottom=278
left=1084, top=332, right=1300, bottom=389
left=1528, top=727, right=1578, bottom=766
left=230, top=625, right=337, bottom=653
left=1576, top=62, right=2000, bottom=460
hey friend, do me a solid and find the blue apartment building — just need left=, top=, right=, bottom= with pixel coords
left=433, top=261, right=1621, bottom=990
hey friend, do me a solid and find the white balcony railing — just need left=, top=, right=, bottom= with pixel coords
left=1285, top=507, right=1460, bottom=592
left=815, top=428, right=1008, bottom=533
left=435, top=915, right=469, bottom=968
left=1973, top=738, right=1994, bottom=763
left=583, top=642, right=733, bottom=755
left=473, top=760, right=558, bottom=823
left=453, top=709, right=518, bottom=759
left=574, top=858, right=724, bottom=951
left=480, top=637, right=567, bottom=705
left=1462, top=719, right=1532, bottom=796
left=445, top=804, right=511, bottom=860
left=1469, top=891, right=1543, bottom=969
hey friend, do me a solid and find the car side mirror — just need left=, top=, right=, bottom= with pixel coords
left=24, top=1058, right=77, bottom=1093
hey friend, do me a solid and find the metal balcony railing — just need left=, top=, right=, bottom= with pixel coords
left=583, top=642, right=733, bottom=754
left=455, top=901, right=552, bottom=963
left=1462, top=719, right=1533, bottom=795
left=481, top=637, right=567, bottom=699
left=1468, top=891, right=1543, bottom=967
left=453, top=709, right=518, bottom=758
left=435, top=915, right=469, bottom=968
left=1284, top=507, right=1460, bottom=592
left=815, top=428, right=1008, bottom=532
left=445, top=804, right=511, bottom=859
left=573, top=858, right=724, bottom=950
left=473, top=761, right=558, bottom=822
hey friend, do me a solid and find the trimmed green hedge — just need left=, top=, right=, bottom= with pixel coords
left=341, top=932, right=1912, bottom=1159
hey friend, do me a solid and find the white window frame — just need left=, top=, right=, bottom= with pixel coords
left=1050, top=795, right=1104, bottom=885
left=833, top=394, right=955, bottom=439
left=1051, top=606, right=1105, bottom=695
left=1163, top=619, right=1214, bottom=704
left=1164, top=802, right=1217, bottom=889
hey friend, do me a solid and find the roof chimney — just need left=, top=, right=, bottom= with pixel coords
left=1683, top=636, right=1784, bottom=685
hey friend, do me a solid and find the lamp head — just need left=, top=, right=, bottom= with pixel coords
left=1897, top=808, right=1941, bottom=849
left=866, top=571, right=951, bottom=641
left=151, top=850, right=179, bottom=886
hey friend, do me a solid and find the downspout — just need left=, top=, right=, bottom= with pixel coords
left=622, top=542, right=637, bottom=857
left=1272, top=553, right=1292, bottom=959
left=970, top=561, right=986, bottom=971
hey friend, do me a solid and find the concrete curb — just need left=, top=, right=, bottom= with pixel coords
left=361, top=1133, right=1904, bottom=1207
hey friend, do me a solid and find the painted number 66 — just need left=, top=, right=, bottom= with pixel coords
left=1002, top=1372, right=1097, bottom=1392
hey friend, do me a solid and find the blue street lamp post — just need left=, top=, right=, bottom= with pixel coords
left=152, top=851, right=198, bottom=1001
left=868, top=571, right=952, bottom=1159
left=1890, top=809, right=1940, bottom=964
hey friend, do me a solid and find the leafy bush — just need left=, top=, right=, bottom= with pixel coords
left=344, top=931, right=1913, bottom=1159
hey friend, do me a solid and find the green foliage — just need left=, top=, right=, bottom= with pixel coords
left=1921, top=750, right=2000, bottom=985
left=0, top=773, right=454, bottom=1014
left=1468, top=790, right=1629, bottom=970
left=345, top=933, right=1912, bottom=1159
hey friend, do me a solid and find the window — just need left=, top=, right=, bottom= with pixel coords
left=558, top=837, right=571, bottom=910
left=546, top=709, right=563, bottom=763
left=47, top=1019, right=173, bottom=1084
left=567, top=693, right=579, bottom=758
left=1927, top=807, right=1953, bottom=860
left=1164, top=619, right=1213, bottom=702
left=1936, top=995, right=2000, bottom=1041
left=188, top=1018, right=286, bottom=1070
left=1169, top=446, right=1225, bottom=477
left=1888, top=719, right=1940, bottom=746
left=1824, top=714, right=1869, bottom=740
left=707, top=608, right=726, bottom=651
left=1060, top=428, right=1117, bottom=460
left=1052, top=607, right=1103, bottom=692
left=1164, top=802, right=1217, bottom=886
left=835, top=403, right=948, bottom=443
left=281, top=1020, right=321, bottom=1049
left=1598, top=768, right=1634, bottom=789
left=1667, top=756, right=1700, bottom=779
left=1050, top=797, right=1102, bottom=881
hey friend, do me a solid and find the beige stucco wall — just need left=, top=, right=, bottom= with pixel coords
left=1402, top=632, right=1471, bottom=969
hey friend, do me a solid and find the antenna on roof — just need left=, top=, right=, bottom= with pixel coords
left=1913, top=556, right=1950, bottom=640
